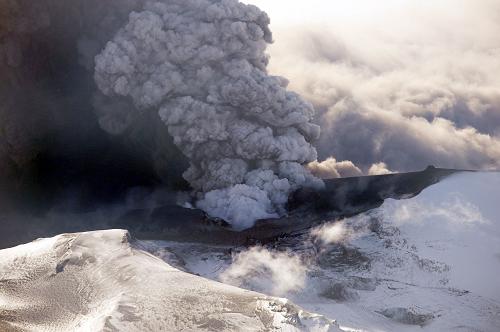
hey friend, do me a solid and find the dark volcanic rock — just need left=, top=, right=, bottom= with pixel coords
left=119, top=167, right=462, bottom=245
left=321, top=283, right=360, bottom=302
left=0, top=167, right=462, bottom=249
left=317, top=245, right=371, bottom=271
left=291, top=166, right=458, bottom=214
left=346, top=276, right=379, bottom=291
left=378, top=307, right=434, bottom=326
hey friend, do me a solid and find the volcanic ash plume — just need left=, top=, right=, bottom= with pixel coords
left=94, top=0, right=323, bottom=229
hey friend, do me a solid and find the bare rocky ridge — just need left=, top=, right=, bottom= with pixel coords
left=115, top=166, right=459, bottom=245
left=0, top=166, right=458, bottom=249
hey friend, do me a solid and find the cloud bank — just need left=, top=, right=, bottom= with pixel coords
left=257, top=0, right=500, bottom=172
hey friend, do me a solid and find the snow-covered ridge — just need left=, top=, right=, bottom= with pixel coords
left=2, top=172, right=499, bottom=331
left=141, top=172, right=500, bottom=331
left=0, top=229, right=340, bottom=331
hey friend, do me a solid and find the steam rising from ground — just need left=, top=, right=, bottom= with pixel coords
left=205, top=173, right=500, bottom=331
left=219, top=246, right=307, bottom=296
left=307, top=158, right=362, bottom=179
left=310, top=221, right=349, bottom=245
left=94, top=0, right=323, bottom=228
left=367, top=162, right=393, bottom=176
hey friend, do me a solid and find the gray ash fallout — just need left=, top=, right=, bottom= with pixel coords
left=94, top=0, right=324, bottom=229
left=0, top=0, right=323, bottom=229
left=0, top=0, right=163, bottom=213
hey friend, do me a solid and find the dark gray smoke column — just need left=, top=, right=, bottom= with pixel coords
left=94, top=0, right=323, bottom=229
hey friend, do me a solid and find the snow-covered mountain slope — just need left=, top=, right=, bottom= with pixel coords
left=302, top=171, right=500, bottom=331
left=1, top=172, right=499, bottom=331
left=144, top=172, right=500, bottom=331
left=0, top=229, right=341, bottom=332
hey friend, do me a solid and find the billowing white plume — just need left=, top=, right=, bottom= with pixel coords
left=94, top=0, right=323, bottom=229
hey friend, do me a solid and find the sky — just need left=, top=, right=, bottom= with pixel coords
left=243, top=0, right=500, bottom=173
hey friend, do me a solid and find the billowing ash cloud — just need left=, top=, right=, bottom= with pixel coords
left=261, top=0, right=500, bottom=173
left=0, top=0, right=189, bottom=214
left=94, top=0, right=323, bottom=229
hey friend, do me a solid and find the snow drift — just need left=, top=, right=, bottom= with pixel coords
left=0, top=229, right=341, bottom=331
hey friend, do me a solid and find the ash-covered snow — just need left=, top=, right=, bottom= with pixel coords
left=1, top=172, right=499, bottom=331
left=0, top=229, right=341, bottom=331
left=143, top=171, right=500, bottom=331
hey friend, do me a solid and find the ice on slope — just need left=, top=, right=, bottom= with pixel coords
left=0, top=229, right=341, bottom=332
left=379, top=171, right=500, bottom=300
left=316, top=171, right=500, bottom=331
left=2, top=172, right=499, bottom=331
left=145, top=172, right=500, bottom=332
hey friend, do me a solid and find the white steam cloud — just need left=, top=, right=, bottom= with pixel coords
left=94, top=0, right=323, bottom=229
left=219, top=246, right=307, bottom=296
left=307, top=157, right=362, bottom=179
left=310, top=221, right=349, bottom=245
left=367, top=162, right=393, bottom=176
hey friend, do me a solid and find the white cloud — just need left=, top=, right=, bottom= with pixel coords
left=307, top=157, right=363, bottom=179
left=219, top=246, right=307, bottom=296
left=310, top=221, right=349, bottom=245
left=368, top=162, right=393, bottom=176
left=248, top=0, right=500, bottom=172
